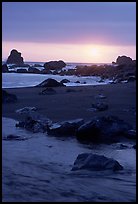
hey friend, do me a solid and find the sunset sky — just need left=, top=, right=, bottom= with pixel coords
left=2, top=2, right=136, bottom=63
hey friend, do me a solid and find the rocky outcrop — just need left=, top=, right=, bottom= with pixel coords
left=2, top=90, right=17, bottom=103
left=44, top=60, right=66, bottom=70
left=2, top=64, right=9, bottom=73
left=116, top=56, right=133, bottom=65
left=6, top=49, right=24, bottom=65
left=36, top=78, right=66, bottom=87
left=71, top=153, right=123, bottom=171
left=47, top=119, right=84, bottom=136
left=76, top=116, right=133, bottom=144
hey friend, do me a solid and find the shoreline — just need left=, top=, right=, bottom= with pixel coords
left=2, top=82, right=136, bottom=129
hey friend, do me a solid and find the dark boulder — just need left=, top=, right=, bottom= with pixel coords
left=6, top=49, right=24, bottom=65
left=116, top=56, right=133, bottom=65
left=71, top=153, right=123, bottom=171
left=44, top=60, right=66, bottom=70
left=28, top=67, right=40, bottom=74
left=76, top=116, right=133, bottom=144
left=2, top=90, right=17, bottom=103
left=47, top=119, right=84, bottom=136
left=36, top=78, right=66, bottom=87
left=2, top=64, right=9, bottom=73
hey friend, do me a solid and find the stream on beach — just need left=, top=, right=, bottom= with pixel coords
left=2, top=117, right=136, bottom=202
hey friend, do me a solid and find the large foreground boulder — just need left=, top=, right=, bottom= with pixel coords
left=44, top=60, right=66, bottom=70
left=76, top=116, right=133, bottom=144
left=2, top=90, right=17, bottom=103
left=6, top=49, right=24, bottom=65
left=36, top=78, right=66, bottom=87
left=71, top=153, right=123, bottom=171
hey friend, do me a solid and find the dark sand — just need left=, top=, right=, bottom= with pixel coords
left=2, top=82, right=136, bottom=129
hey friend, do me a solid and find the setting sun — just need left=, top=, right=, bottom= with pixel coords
left=91, top=47, right=100, bottom=57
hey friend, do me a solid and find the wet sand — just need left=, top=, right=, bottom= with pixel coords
left=2, top=81, right=136, bottom=129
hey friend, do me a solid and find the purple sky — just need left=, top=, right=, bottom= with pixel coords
left=2, top=2, right=136, bottom=62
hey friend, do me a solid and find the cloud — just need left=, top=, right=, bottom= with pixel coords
left=2, top=2, right=136, bottom=46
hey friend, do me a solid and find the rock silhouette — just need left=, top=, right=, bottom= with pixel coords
left=6, top=49, right=24, bottom=65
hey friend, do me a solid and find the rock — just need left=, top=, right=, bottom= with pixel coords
left=36, top=78, right=66, bottom=87
left=60, top=79, right=70, bottom=83
left=127, top=76, right=136, bottom=82
left=91, top=102, right=108, bottom=111
left=124, top=129, right=136, bottom=140
left=40, top=69, right=52, bottom=74
left=28, top=67, right=40, bottom=74
left=2, top=90, right=17, bottom=103
left=47, top=119, right=84, bottom=136
left=16, top=112, right=52, bottom=133
left=3, top=134, right=27, bottom=141
left=44, top=60, right=66, bottom=70
left=75, top=81, right=80, bottom=83
left=116, top=55, right=133, bottom=65
left=39, top=87, right=57, bottom=95
left=2, top=64, right=9, bottom=73
left=95, top=94, right=107, bottom=99
left=76, top=116, right=132, bottom=144
left=33, top=64, right=43, bottom=67
left=6, top=49, right=24, bottom=65
left=16, top=107, right=37, bottom=114
left=17, top=69, right=28, bottom=73
left=71, top=153, right=123, bottom=171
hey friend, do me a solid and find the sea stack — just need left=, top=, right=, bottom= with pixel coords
left=6, top=49, right=24, bottom=65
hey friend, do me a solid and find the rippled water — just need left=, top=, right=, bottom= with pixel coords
left=2, top=117, right=136, bottom=202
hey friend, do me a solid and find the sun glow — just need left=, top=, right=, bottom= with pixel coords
left=2, top=41, right=136, bottom=63
left=91, top=47, right=100, bottom=57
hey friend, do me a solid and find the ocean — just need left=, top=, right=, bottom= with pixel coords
left=2, top=62, right=112, bottom=88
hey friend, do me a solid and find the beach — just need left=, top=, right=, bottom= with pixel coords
left=2, top=81, right=136, bottom=202
left=2, top=81, right=136, bottom=128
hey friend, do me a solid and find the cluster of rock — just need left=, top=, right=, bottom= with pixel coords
left=13, top=108, right=136, bottom=172
left=15, top=107, right=136, bottom=143
left=2, top=50, right=136, bottom=84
